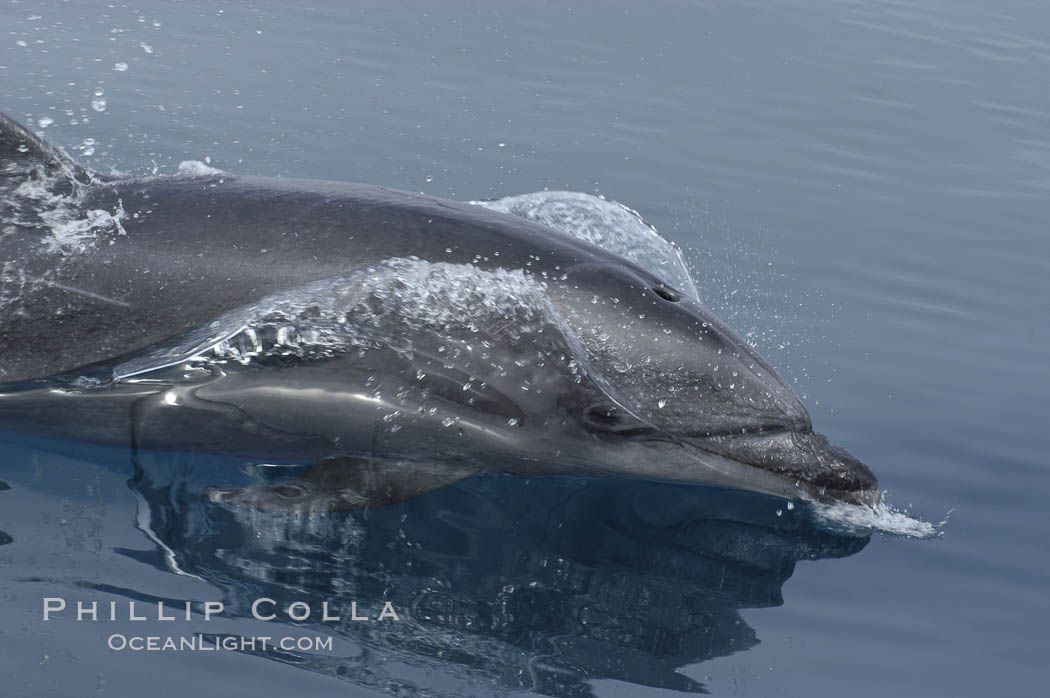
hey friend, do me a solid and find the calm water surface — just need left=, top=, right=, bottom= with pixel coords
left=1, top=1, right=1048, bottom=696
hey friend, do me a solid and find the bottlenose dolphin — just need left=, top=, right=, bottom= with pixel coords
left=0, top=112, right=878, bottom=506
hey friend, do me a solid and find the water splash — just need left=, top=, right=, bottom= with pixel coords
left=9, top=175, right=126, bottom=254
left=809, top=494, right=948, bottom=540
left=470, top=190, right=699, bottom=299
left=114, top=257, right=583, bottom=380
left=176, top=160, right=223, bottom=177
left=90, top=88, right=107, bottom=113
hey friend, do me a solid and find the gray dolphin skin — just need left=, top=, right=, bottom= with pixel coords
left=0, top=112, right=878, bottom=507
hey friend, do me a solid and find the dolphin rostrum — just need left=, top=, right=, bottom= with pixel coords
left=0, top=112, right=878, bottom=507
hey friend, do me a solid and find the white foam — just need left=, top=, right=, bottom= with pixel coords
left=470, top=191, right=699, bottom=299
left=176, top=160, right=223, bottom=177
left=809, top=494, right=948, bottom=540
left=11, top=176, right=126, bottom=254
left=115, top=257, right=585, bottom=380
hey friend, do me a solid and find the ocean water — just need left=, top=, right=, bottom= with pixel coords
left=1, top=1, right=1048, bottom=696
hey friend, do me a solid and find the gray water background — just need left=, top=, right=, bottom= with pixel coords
left=2, top=1, right=1049, bottom=696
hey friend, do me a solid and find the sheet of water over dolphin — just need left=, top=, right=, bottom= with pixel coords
left=0, top=112, right=878, bottom=508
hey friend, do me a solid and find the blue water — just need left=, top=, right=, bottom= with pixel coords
left=2, top=1, right=1048, bottom=696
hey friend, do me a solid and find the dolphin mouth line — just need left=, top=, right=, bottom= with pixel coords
left=683, top=423, right=804, bottom=440
left=663, top=432, right=881, bottom=507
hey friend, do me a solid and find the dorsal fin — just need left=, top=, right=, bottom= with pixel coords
left=0, top=111, right=92, bottom=196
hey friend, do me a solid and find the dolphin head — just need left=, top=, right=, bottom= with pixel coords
left=550, top=261, right=879, bottom=505
left=133, top=256, right=878, bottom=507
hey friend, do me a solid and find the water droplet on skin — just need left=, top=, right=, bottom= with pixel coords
left=91, top=97, right=107, bottom=112
left=37, top=116, right=53, bottom=128
left=113, top=62, right=129, bottom=72
left=787, top=501, right=795, bottom=511
left=776, top=509, right=783, bottom=517
left=506, top=418, right=520, bottom=427
left=657, top=399, right=667, bottom=409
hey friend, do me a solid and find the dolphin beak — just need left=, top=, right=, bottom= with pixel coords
left=693, top=429, right=880, bottom=505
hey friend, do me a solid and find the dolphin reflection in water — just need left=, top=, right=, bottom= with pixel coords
left=0, top=112, right=878, bottom=507
left=113, top=447, right=868, bottom=696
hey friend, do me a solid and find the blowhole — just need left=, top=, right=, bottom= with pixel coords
left=652, top=285, right=681, bottom=302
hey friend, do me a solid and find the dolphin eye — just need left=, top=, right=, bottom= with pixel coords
left=583, top=403, right=622, bottom=429
left=581, top=402, right=650, bottom=435
left=652, top=285, right=681, bottom=302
